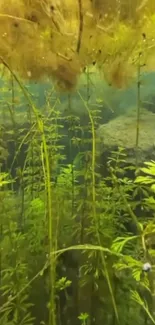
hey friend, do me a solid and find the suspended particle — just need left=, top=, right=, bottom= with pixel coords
left=142, top=262, right=151, bottom=272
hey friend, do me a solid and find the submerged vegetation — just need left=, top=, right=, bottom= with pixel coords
left=1, top=1, right=155, bottom=325
left=0, top=67, right=155, bottom=325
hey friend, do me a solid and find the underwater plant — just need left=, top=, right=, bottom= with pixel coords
left=0, top=1, right=155, bottom=90
left=1, top=2, right=155, bottom=325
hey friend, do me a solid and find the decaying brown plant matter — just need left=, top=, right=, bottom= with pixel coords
left=0, top=0, right=155, bottom=90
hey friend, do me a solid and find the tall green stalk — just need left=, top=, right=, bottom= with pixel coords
left=135, top=53, right=141, bottom=168
left=78, top=91, right=119, bottom=323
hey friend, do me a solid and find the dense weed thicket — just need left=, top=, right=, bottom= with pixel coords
left=1, top=1, right=155, bottom=324
left=0, top=69, right=155, bottom=325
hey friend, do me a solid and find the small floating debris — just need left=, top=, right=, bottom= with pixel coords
left=142, top=262, right=152, bottom=272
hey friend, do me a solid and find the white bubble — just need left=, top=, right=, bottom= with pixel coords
left=142, top=262, right=151, bottom=271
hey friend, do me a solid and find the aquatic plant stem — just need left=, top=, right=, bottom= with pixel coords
left=135, top=53, right=141, bottom=167
left=78, top=91, right=119, bottom=323
left=40, top=120, right=56, bottom=325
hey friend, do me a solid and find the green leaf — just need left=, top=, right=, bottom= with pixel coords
left=151, top=184, right=155, bottom=192
left=131, top=290, right=155, bottom=324
left=111, top=236, right=138, bottom=253
left=141, top=167, right=155, bottom=176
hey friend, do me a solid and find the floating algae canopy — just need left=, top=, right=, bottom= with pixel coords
left=2, top=1, right=155, bottom=325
